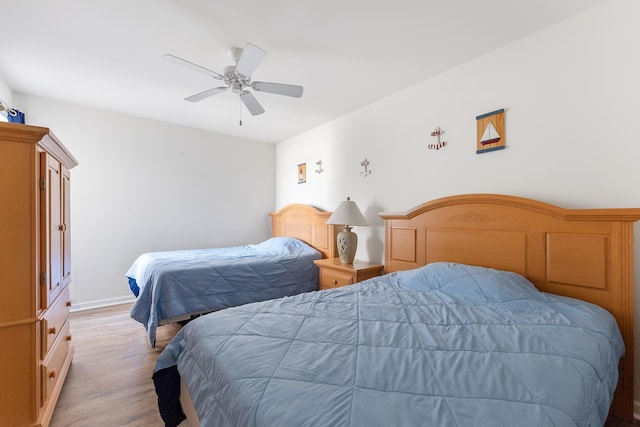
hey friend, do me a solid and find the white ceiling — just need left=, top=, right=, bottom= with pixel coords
left=0, top=0, right=607, bottom=143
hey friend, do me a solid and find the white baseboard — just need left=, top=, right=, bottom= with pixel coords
left=70, top=295, right=135, bottom=312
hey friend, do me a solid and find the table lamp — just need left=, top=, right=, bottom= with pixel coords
left=326, top=197, right=367, bottom=264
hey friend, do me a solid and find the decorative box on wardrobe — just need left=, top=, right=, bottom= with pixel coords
left=0, top=121, right=78, bottom=426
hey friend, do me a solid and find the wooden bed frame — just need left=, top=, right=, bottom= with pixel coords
left=270, top=204, right=338, bottom=259
left=380, top=194, right=640, bottom=422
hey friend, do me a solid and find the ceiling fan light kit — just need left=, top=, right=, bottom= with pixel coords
left=163, top=43, right=303, bottom=117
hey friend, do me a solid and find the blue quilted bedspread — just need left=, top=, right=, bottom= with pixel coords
left=127, top=237, right=321, bottom=346
left=154, top=262, right=623, bottom=426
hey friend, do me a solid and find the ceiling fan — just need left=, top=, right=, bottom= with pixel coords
left=163, top=43, right=303, bottom=116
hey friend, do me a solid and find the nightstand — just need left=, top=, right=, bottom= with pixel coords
left=314, top=258, right=384, bottom=290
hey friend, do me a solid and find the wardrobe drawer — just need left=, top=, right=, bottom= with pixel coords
left=41, top=319, right=71, bottom=407
left=41, top=286, right=71, bottom=358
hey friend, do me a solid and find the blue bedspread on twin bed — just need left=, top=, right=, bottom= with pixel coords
left=127, top=237, right=321, bottom=347
left=154, top=262, right=623, bottom=427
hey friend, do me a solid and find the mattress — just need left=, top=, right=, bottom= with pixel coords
left=153, top=262, right=624, bottom=426
left=127, top=236, right=321, bottom=346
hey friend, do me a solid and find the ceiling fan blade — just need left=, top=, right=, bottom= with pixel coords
left=162, top=54, right=224, bottom=80
left=251, top=81, right=303, bottom=98
left=235, top=43, right=267, bottom=77
left=185, top=87, right=228, bottom=102
left=239, top=91, right=265, bottom=115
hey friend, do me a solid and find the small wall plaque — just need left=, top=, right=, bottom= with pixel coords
left=476, top=109, right=505, bottom=154
left=297, top=163, right=306, bottom=184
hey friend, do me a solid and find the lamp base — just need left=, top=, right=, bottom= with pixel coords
left=336, top=226, right=357, bottom=264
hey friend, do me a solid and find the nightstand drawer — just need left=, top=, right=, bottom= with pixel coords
left=315, top=258, right=384, bottom=291
left=321, top=269, right=354, bottom=290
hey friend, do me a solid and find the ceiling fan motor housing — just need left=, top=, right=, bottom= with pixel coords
left=223, top=65, right=236, bottom=76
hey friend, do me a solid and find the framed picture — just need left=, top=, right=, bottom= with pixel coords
left=476, top=109, right=505, bottom=154
left=297, top=163, right=306, bottom=184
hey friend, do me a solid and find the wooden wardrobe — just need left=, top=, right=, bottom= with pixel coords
left=0, top=122, right=78, bottom=426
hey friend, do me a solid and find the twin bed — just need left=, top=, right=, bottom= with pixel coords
left=150, top=194, right=640, bottom=425
left=127, top=204, right=337, bottom=346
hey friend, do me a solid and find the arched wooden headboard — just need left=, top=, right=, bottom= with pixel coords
left=380, top=194, right=640, bottom=422
left=270, top=204, right=338, bottom=259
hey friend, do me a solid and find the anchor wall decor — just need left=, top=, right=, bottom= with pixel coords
left=428, top=127, right=447, bottom=150
left=360, top=159, right=371, bottom=177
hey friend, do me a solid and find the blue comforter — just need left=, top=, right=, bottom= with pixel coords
left=154, top=262, right=623, bottom=427
left=127, top=237, right=321, bottom=346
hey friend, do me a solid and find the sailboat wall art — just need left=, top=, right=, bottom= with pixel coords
left=476, top=109, right=505, bottom=154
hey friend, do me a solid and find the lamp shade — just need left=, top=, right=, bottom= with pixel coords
left=326, top=197, right=367, bottom=226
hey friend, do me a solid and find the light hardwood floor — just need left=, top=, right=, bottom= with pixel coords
left=50, top=303, right=637, bottom=427
left=50, top=303, right=182, bottom=427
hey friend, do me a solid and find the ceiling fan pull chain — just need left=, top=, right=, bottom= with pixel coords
left=239, top=98, right=243, bottom=126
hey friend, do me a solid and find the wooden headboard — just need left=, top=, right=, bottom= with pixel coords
left=380, top=194, right=640, bottom=422
left=270, top=204, right=338, bottom=259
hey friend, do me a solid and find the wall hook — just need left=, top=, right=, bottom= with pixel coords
left=315, top=159, right=324, bottom=174
left=360, top=158, right=371, bottom=177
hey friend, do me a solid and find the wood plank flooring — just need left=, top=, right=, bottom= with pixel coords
left=49, top=303, right=183, bottom=427
left=49, top=303, right=638, bottom=426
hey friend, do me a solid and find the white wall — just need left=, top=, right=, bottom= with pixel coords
left=0, top=76, right=11, bottom=104
left=14, top=94, right=276, bottom=309
left=275, top=0, right=640, bottom=410
left=0, top=75, right=11, bottom=122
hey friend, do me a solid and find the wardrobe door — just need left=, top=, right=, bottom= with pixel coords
left=61, top=165, right=71, bottom=288
left=41, top=152, right=63, bottom=309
